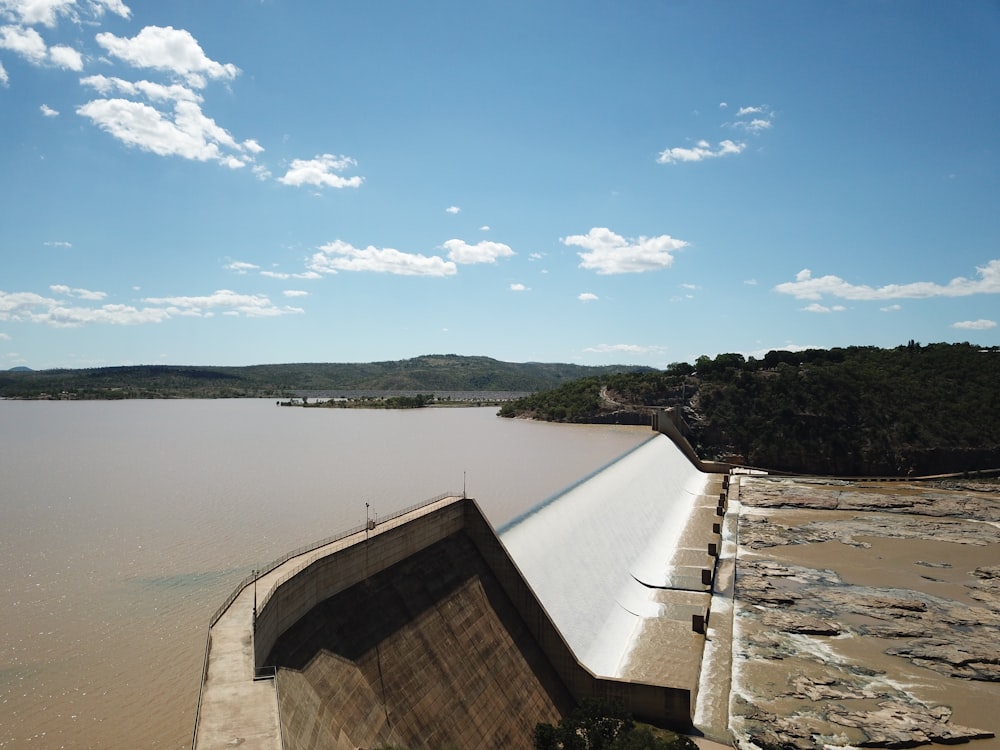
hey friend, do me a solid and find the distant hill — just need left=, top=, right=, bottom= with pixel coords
left=0, top=355, right=653, bottom=400
left=7, top=366, right=32, bottom=372
left=499, top=342, right=1000, bottom=477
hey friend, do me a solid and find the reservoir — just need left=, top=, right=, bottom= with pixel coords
left=0, top=399, right=649, bottom=749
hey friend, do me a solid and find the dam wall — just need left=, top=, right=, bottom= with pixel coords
left=195, top=429, right=721, bottom=748
left=500, top=433, right=719, bottom=680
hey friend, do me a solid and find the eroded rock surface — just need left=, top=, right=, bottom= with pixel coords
left=730, top=476, right=1000, bottom=750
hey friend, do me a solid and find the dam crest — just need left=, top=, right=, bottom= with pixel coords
left=192, top=413, right=732, bottom=749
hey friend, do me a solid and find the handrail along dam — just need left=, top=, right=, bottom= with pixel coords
left=192, top=411, right=733, bottom=749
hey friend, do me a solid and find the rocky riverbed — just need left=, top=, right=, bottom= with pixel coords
left=728, top=476, right=1000, bottom=750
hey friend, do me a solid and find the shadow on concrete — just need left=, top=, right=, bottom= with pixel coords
left=267, top=532, right=574, bottom=750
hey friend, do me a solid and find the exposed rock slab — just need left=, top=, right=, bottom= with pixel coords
left=730, top=476, right=999, bottom=750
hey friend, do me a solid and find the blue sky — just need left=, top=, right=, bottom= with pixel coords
left=2, top=1, right=998, bottom=370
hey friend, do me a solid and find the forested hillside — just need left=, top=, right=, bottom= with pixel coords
left=499, top=342, right=1000, bottom=477
left=0, top=354, right=650, bottom=400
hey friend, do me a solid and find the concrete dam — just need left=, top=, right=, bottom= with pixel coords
left=192, top=419, right=731, bottom=749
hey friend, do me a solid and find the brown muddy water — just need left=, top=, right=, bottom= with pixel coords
left=0, top=400, right=650, bottom=749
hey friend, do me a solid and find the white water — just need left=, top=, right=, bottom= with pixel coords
left=500, top=434, right=711, bottom=677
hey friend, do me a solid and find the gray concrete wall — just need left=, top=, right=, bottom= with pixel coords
left=253, top=497, right=693, bottom=735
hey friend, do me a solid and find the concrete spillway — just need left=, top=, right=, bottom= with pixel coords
left=501, top=434, right=718, bottom=681
left=192, top=424, right=727, bottom=750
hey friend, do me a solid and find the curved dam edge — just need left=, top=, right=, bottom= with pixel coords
left=193, top=418, right=727, bottom=749
left=500, top=433, right=721, bottom=679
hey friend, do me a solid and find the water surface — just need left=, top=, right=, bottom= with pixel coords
left=0, top=400, right=649, bottom=749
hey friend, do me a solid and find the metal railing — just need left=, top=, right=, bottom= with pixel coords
left=190, top=490, right=463, bottom=749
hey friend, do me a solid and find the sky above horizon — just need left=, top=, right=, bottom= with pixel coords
left=2, top=0, right=999, bottom=370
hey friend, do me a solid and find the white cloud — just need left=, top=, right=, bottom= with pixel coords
left=77, top=98, right=254, bottom=168
left=657, top=139, right=745, bottom=164
left=775, top=260, right=1000, bottom=301
left=0, top=289, right=169, bottom=326
left=40, top=102, right=57, bottom=116
left=50, top=284, right=106, bottom=300
left=952, top=319, right=997, bottom=330
left=723, top=105, right=776, bottom=135
left=563, top=227, right=688, bottom=275
left=0, top=60, right=7, bottom=85
left=719, top=101, right=728, bottom=109
left=583, top=343, right=665, bottom=354
left=880, top=304, right=902, bottom=312
left=283, top=289, right=308, bottom=298
left=0, top=24, right=47, bottom=63
left=578, top=292, right=598, bottom=302
left=479, top=225, right=490, bottom=232
left=0, top=284, right=304, bottom=326
left=529, top=252, right=544, bottom=261
left=43, top=240, right=71, bottom=247
left=278, top=154, right=362, bottom=189
left=801, top=302, right=846, bottom=313
left=510, top=283, right=528, bottom=292
left=225, top=261, right=259, bottom=274
left=0, top=332, right=10, bottom=340
left=95, top=25, right=238, bottom=88
left=445, top=205, right=460, bottom=214
left=1, top=0, right=74, bottom=27
left=142, top=289, right=302, bottom=318
left=744, top=278, right=758, bottom=286
left=0, top=0, right=129, bottom=27
left=48, top=42, right=80, bottom=69
left=81, top=74, right=203, bottom=103
left=442, top=238, right=514, bottom=265
left=260, top=269, right=320, bottom=280
left=309, top=240, right=456, bottom=277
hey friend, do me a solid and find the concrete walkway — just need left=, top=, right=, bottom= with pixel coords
left=192, top=495, right=462, bottom=750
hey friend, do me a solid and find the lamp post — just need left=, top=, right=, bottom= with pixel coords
left=252, top=568, right=258, bottom=633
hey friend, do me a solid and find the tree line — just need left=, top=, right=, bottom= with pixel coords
left=499, top=342, right=1000, bottom=477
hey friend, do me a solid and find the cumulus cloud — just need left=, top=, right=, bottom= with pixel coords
left=81, top=73, right=202, bottom=103
left=952, top=319, right=997, bottom=330
left=563, top=227, right=688, bottom=275
left=479, top=225, right=490, bottom=232
left=141, top=289, right=302, bottom=317
left=510, top=283, right=528, bottom=292
left=0, top=285, right=301, bottom=326
left=40, top=103, right=57, bottom=116
left=0, top=0, right=130, bottom=27
left=48, top=42, right=80, bottom=69
left=50, top=284, right=106, bottom=300
left=283, top=289, right=308, bottom=298
left=657, top=139, right=745, bottom=164
left=260, top=269, right=321, bottom=281
left=0, top=24, right=47, bottom=63
left=278, top=154, right=362, bottom=189
left=77, top=97, right=256, bottom=168
left=881, top=304, right=902, bottom=312
left=801, top=303, right=846, bottom=313
left=309, top=240, right=456, bottom=277
left=775, top=260, right=1000, bottom=301
left=0, top=60, right=7, bottom=85
left=43, top=240, right=72, bottom=248
left=578, top=292, right=598, bottom=302
left=442, top=238, right=514, bottom=265
left=445, top=205, right=460, bottom=214
left=0, top=289, right=168, bottom=326
left=225, top=261, right=259, bottom=274
left=95, top=25, right=238, bottom=88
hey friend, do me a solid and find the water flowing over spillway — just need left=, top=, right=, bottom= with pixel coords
left=500, top=434, right=713, bottom=679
